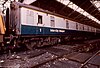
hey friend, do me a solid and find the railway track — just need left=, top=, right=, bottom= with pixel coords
left=79, top=50, right=100, bottom=68
left=0, top=39, right=100, bottom=68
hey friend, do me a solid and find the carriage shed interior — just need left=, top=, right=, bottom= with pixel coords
left=20, top=0, right=100, bottom=29
left=0, top=1, right=100, bottom=67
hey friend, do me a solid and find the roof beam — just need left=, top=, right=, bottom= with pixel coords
left=70, top=0, right=100, bottom=21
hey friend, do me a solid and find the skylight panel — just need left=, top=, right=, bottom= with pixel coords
left=91, top=1, right=100, bottom=10
left=23, top=0, right=36, bottom=4
left=57, top=0, right=100, bottom=24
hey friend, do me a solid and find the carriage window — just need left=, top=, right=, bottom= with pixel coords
left=91, top=27, right=92, bottom=31
left=50, top=16, right=55, bottom=27
left=38, top=15, right=42, bottom=24
left=83, top=25, right=84, bottom=30
left=66, top=20, right=69, bottom=28
left=88, top=26, right=89, bottom=31
left=76, top=23, right=78, bottom=29
left=82, top=24, right=84, bottom=30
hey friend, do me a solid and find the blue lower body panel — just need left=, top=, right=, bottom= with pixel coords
left=21, top=25, right=93, bottom=36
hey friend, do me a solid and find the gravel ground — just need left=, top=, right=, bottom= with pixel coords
left=0, top=44, right=99, bottom=68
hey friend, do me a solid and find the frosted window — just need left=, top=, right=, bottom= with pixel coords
left=50, top=16, right=55, bottom=27
left=26, top=10, right=34, bottom=24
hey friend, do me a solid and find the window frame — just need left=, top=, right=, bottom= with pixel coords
left=38, top=15, right=43, bottom=24
left=76, top=23, right=78, bottom=30
left=66, top=20, right=69, bottom=29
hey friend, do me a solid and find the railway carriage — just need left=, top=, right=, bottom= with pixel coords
left=0, top=2, right=100, bottom=49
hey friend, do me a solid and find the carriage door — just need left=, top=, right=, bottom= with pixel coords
left=37, top=15, right=43, bottom=34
